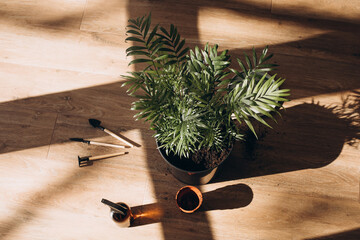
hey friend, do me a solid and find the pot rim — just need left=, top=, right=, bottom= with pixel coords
left=156, top=140, right=233, bottom=174
left=175, top=185, right=203, bottom=213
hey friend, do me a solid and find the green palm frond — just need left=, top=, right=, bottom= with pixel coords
left=122, top=13, right=290, bottom=158
left=231, top=46, right=278, bottom=84
left=229, top=73, right=290, bottom=137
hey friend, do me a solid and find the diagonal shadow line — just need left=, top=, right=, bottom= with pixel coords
left=0, top=0, right=118, bottom=31
left=1, top=86, right=358, bottom=238
left=124, top=2, right=360, bottom=239
left=125, top=2, right=211, bottom=239
left=0, top=79, right=358, bottom=237
left=305, top=227, right=360, bottom=240
left=0, top=0, right=359, bottom=36
left=0, top=0, right=359, bottom=238
left=0, top=67, right=359, bottom=238
left=213, top=96, right=360, bottom=182
left=0, top=0, right=359, bottom=77
left=0, top=169, right=90, bottom=238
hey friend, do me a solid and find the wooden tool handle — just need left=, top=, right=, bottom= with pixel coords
left=89, top=152, right=127, bottom=161
left=90, top=141, right=126, bottom=148
left=104, top=129, right=134, bottom=148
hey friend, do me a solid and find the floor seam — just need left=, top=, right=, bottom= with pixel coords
left=46, top=112, right=59, bottom=159
left=79, top=0, right=89, bottom=32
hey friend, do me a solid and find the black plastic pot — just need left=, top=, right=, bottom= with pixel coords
left=156, top=141, right=232, bottom=185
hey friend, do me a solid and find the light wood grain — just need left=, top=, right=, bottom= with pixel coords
left=0, top=0, right=359, bottom=239
left=0, top=62, right=122, bottom=103
left=0, top=0, right=87, bottom=30
left=81, top=0, right=273, bottom=34
left=272, top=0, right=360, bottom=24
left=0, top=28, right=130, bottom=76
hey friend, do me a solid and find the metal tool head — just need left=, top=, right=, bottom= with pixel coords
left=70, top=138, right=84, bottom=142
left=78, top=156, right=93, bottom=167
left=70, top=138, right=90, bottom=144
left=88, top=119, right=104, bottom=130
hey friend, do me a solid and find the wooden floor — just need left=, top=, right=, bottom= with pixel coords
left=1, top=1, right=359, bottom=239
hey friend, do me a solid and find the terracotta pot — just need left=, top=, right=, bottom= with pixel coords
left=176, top=186, right=203, bottom=213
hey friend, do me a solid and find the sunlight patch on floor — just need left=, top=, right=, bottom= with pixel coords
left=0, top=62, right=126, bottom=103
left=197, top=7, right=331, bottom=49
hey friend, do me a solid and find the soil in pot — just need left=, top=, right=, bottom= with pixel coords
left=191, top=147, right=232, bottom=169
left=159, top=146, right=232, bottom=171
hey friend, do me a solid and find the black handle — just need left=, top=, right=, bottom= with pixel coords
left=101, top=198, right=127, bottom=216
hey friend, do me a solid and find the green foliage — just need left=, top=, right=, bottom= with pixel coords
left=122, top=14, right=290, bottom=158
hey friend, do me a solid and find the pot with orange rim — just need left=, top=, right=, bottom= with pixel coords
left=176, top=186, right=203, bottom=213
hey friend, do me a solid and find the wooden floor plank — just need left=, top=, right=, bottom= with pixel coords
left=82, top=0, right=360, bottom=65
left=0, top=25, right=129, bottom=75
left=272, top=0, right=360, bottom=24
left=81, top=0, right=272, bottom=34
left=0, top=106, right=57, bottom=154
left=0, top=0, right=359, bottom=239
left=0, top=62, right=121, bottom=103
left=0, top=0, right=87, bottom=30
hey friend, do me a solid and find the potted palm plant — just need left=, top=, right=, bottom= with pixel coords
left=122, top=14, right=290, bottom=184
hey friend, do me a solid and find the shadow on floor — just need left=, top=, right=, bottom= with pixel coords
left=130, top=183, right=253, bottom=227
left=201, top=183, right=253, bottom=211
left=1, top=0, right=360, bottom=238
left=305, top=228, right=360, bottom=240
left=123, top=1, right=360, bottom=238
left=214, top=96, right=360, bottom=182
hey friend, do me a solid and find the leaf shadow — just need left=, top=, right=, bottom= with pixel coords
left=214, top=95, right=360, bottom=182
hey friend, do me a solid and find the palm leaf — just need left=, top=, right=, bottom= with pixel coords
left=252, top=48, right=257, bottom=67
left=126, top=29, right=142, bottom=36
left=146, top=24, right=159, bottom=45
left=125, top=36, right=145, bottom=43
left=126, top=46, right=147, bottom=52
left=237, top=58, right=247, bottom=73
left=143, top=13, right=152, bottom=37
left=128, top=58, right=152, bottom=66
left=244, top=53, right=252, bottom=70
